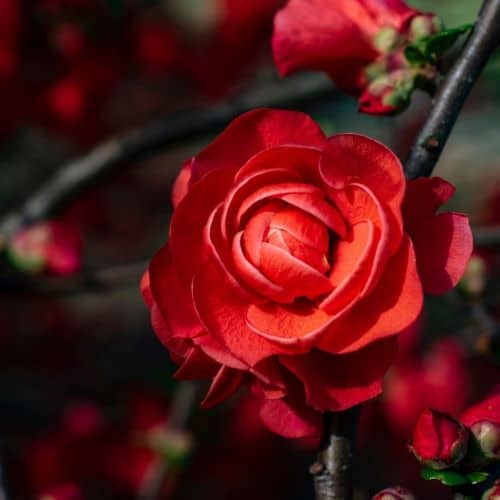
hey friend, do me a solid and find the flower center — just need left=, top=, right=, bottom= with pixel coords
left=240, top=202, right=334, bottom=302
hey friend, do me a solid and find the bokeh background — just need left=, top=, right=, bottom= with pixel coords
left=0, top=1, right=499, bottom=499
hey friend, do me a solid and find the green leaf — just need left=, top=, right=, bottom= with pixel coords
left=404, top=45, right=431, bottom=65
left=422, top=24, right=474, bottom=57
left=466, top=471, right=489, bottom=485
left=420, top=468, right=469, bottom=486
left=405, top=24, right=474, bottom=66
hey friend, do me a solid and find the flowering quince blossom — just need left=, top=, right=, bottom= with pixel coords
left=142, top=108, right=472, bottom=438
left=272, top=0, right=442, bottom=114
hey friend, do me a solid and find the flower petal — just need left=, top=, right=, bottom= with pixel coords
left=259, top=242, right=333, bottom=299
left=192, top=256, right=293, bottom=366
left=319, top=235, right=423, bottom=353
left=170, top=166, right=236, bottom=284
left=201, top=366, right=247, bottom=409
left=247, top=300, right=331, bottom=347
left=173, top=347, right=220, bottom=380
left=279, top=337, right=398, bottom=411
left=232, top=231, right=296, bottom=304
left=172, top=158, right=193, bottom=208
left=258, top=396, right=322, bottom=438
left=272, top=0, right=377, bottom=92
left=404, top=178, right=472, bottom=295
left=191, top=109, right=327, bottom=182
left=322, top=134, right=405, bottom=234
left=149, top=244, right=203, bottom=339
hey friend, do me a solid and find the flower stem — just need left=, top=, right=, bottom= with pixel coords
left=311, top=409, right=357, bottom=500
left=404, top=0, right=500, bottom=179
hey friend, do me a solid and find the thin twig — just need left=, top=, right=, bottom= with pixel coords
left=0, top=73, right=333, bottom=238
left=0, top=259, right=147, bottom=296
left=139, top=383, right=200, bottom=500
left=404, top=0, right=500, bottom=179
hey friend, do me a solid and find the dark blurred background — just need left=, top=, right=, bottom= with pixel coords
left=0, top=1, right=499, bottom=499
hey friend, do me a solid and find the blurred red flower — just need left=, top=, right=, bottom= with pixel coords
left=143, top=108, right=472, bottom=438
left=9, top=221, right=83, bottom=276
left=22, top=392, right=169, bottom=498
left=382, top=335, right=470, bottom=438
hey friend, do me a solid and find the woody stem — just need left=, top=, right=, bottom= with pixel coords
left=404, top=0, right=500, bottom=179
left=312, top=410, right=357, bottom=500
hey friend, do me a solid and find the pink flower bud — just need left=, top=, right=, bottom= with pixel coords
left=410, top=409, right=469, bottom=469
left=9, top=221, right=82, bottom=276
left=372, top=486, right=415, bottom=499
left=482, top=481, right=500, bottom=500
left=461, top=389, right=500, bottom=461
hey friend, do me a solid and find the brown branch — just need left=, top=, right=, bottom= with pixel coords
left=404, top=0, right=500, bottom=179
left=311, top=410, right=357, bottom=500
left=0, top=73, right=333, bottom=238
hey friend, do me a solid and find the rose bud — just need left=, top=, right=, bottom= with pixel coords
left=273, top=0, right=442, bottom=115
left=482, top=480, right=500, bottom=500
left=410, top=409, right=469, bottom=469
left=8, top=221, right=82, bottom=276
left=461, top=389, right=500, bottom=461
left=142, top=109, right=472, bottom=438
left=372, top=486, right=415, bottom=500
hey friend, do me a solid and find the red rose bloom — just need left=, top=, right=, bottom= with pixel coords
left=272, top=0, right=441, bottom=114
left=142, top=109, right=472, bottom=438
left=410, top=409, right=469, bottom=470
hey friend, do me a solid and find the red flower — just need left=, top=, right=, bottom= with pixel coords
left=461, top=388, right=500, bottom=461
left=372, top=486, right=415, bottom=500
left=21, top=393, right=169, bottom=498
left=142, top=109, right=472, bottom=438
left=133, top=18, right=181, bottom=77
left=9, top=221, right=83, bottom=276
left=482, top=481, right=500, bottom=500
left=272, top=0, right=441, bottom=114
left=410, top=409, right=469, bottom=469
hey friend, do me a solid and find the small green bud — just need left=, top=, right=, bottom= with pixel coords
left=373, top=26, right=401, bottom=53
left=409, top=15, right=443, bottom=42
